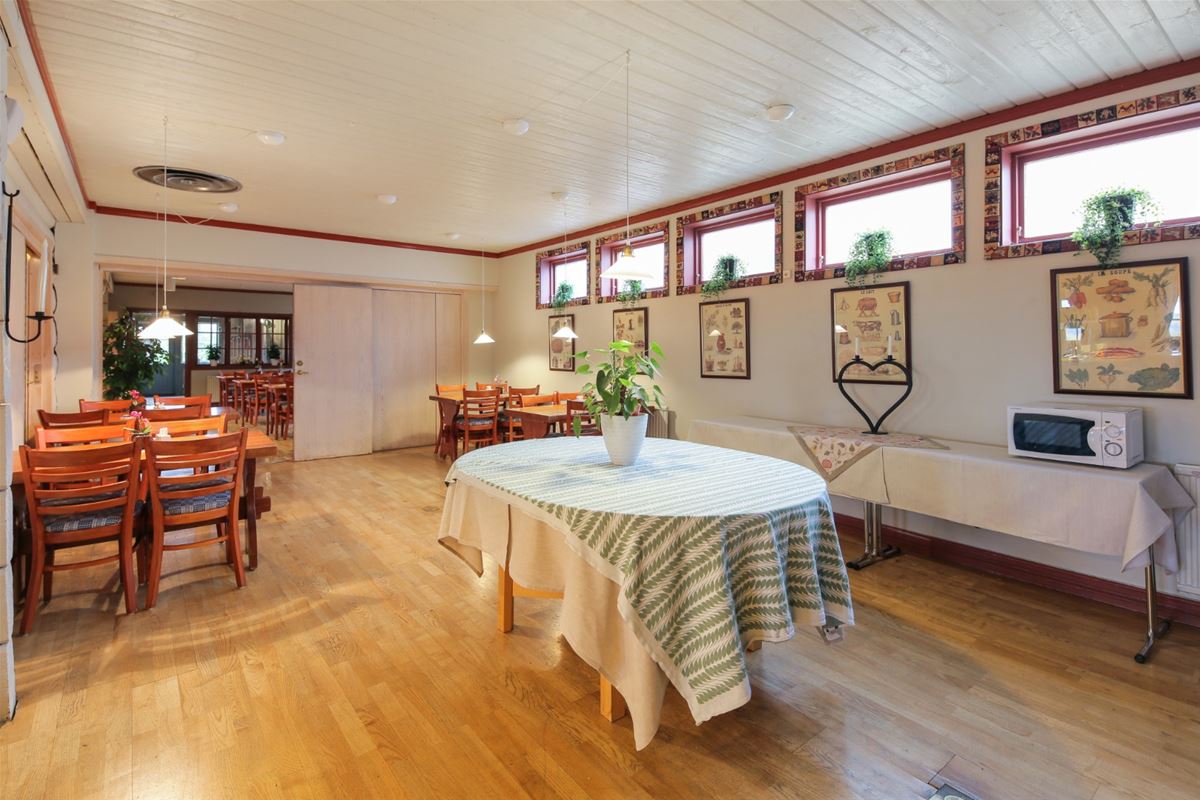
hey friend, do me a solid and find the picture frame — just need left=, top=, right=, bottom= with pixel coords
left=548, top=314, right=576, bottom=372
left=829, top=281, right=911, bottom=384
left=699, top=299, right=750, bottom=379
left=1050, top=258, right=1191, bottom=399
left=612, top=306, right=649, bottom=357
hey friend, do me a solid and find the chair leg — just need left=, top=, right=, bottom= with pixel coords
left=43, top=549, right=54, bottom=602
left=118, top=535, right=136, bottom=614
left=20, top=539, right=45, bottom=635
left=227, top=516, right=247, bottom=589
left=146, top=527, right=165, bottom=610
left=136, top=537, right=149, bottom=586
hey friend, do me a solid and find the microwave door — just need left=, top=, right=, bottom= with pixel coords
left=1011, top=412, right=1100, bottom=463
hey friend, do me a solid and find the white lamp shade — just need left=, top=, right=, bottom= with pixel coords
left=551, top=325, right=578, bottom=340
left=138, top=308, right=193, bottom=339
left=473, top=330, right=495, bottom=345
left=599, top=246, right=657, bottom=282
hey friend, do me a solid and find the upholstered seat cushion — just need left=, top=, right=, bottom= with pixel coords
left=462, top=418, right=497, bottom=428
left=161, top=490, right=232, bottom=516
left=42, top=499, right=143, bottom=533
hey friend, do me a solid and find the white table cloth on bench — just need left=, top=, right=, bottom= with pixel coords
left=690, top=415, right=1193, bottom=573
left=437, top=437, right=852, bottom=749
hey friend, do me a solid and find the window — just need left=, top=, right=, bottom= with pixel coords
left=676, top=194, right=781, bottom=294
left=228, top=316, right=257, bottom=365
left=195, top=315, right=224, bottom=362
left=1015, top=118, right=1200, bottom=241
left=536, top=243, right=591, bottom=308
left=553, top=257, right=588, bottom=299
left=259, top=317, right=290, bottom=363
left=698, top=213, right=775, bottom=280
left=598, top=230, right=668, bottom=301
left=820, top=175, right=952, bottom=266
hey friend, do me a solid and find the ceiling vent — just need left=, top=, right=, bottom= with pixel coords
left=133, top=165, right=242, bottom=193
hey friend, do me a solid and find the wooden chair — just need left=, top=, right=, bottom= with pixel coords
left=507, top=392, right=557, bottom=441
left=232, top=380, right=256, bottom=427
left=79, top=398, right=131, bottom=415
left=435, top=396, right=463, bottom=461
left=153, top=395, right=213, bottom=415
left=141, top=429, right=249, bottom=609
left=509, top=386, right=540, bottom=398
left=460, top=389, right=501, bottom=450
left=475, top=382, right=508, bottom=393
left=566, top=399, right=600, bottom=436
left=37, top=409, right=107, bottom=429
left=144, top=406, right=205, bottom=422
left=158, top=415, right=228, bottom=437
left=267, top=384, right=292, bottom=438
left=556, top=391, right=581, bottom=402
left=18, top=441, right=143, bottom=634
left=36, top=424, right=130, bottom=449
left=436, top=383, right=466, bottom=395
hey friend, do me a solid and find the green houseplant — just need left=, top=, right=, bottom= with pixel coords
left=267, top=341, right=282, bottom=365
left=205, top=343, right=221, bottom=365
left=574, top=340, right=665, bottom=466
left=102, top=310, right=169, bottom=400
left=616, top=279, right=643, bottom=307
left=844, top=229, right=894, bottom=287
left=552, top=281, right=574, bottom=310
left=1072, top=187, right=1160, bottom=270
left=701, top=255, right=744, bottom=299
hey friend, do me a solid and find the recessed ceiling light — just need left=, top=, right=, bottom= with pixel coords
left=255, top=130, right=286, bottom=146
left=218, top=202, right=239, bottom=213
left=445, top=232, right=461, bottom=241
left=765, top=103, right=796, bottom=122
left=377, top=194, right=398, bottom=205
left=502, top=118, right=530, bottom=136
left=550, top=190, right=571, bottom=203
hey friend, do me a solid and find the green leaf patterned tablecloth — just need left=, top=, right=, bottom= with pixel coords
left=442, top=437, right=853, bottom=724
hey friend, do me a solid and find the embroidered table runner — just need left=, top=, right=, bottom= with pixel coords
left=439, top=437, right=852, bottom=730
left=788, top=423, right=947, bottom=481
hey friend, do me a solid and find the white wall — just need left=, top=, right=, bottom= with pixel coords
left=493, top=73, right=1200, bottom=598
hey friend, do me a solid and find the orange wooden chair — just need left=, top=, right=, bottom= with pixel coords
left=436, top=383, right=466, bottom=395
left=566, top=399, right=600, bottom=436
left=157, top=415, right=228, bottom=437
left=36, top=424, right=130, bottom=449
left=18, top=440, right=144, bottom=633
left=507, top=392, right=557, bottom=441
left=459, top=389, right=501, bottom=450
left=37, top=409, right=107, bottom=429
left=475, top=382, right=509, bottom=393
left=144, top=406, right=205, bottom=422
left=79, top=398, right=131, bottom=421
left=153, top=395, right=213, bottom=414
left=141, top=429, right=249, bottom=609
left=556, top=391, right=581, bottom=402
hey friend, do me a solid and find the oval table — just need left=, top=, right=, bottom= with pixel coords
left=437, top=437, right=853, bottom=749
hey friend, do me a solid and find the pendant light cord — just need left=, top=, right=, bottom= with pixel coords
left=161, top=114, right=167, bottom=312
left=624, top=50, right=631, bottom=247
left=480, top=249, right=485, bottom=330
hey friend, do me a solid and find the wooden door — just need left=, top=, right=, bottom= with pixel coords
left=293, top=285, right=373, bottom=461
left=434, top=293, right=463, bottom=387
left=372, top=290, right=437, bottom=451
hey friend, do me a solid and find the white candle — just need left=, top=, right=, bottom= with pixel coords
left=36, top=238, right=49, bottom=315
left=854, top=337, right=860, bottom=357
left=887, top=333, right=894, bottom=358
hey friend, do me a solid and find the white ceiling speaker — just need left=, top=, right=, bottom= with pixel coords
left=255, top=130, right=286, bottom=145
left=376, top=194, right=398, bottom=205
left=444, top=232, right=461, bottom=240
left=218, top=201, right=239, bottom=213
left=765, top=103, right=796, bottom=122
left=502, top=118, right=530, bottom=136
left=5, top=97, right=24, bottom=145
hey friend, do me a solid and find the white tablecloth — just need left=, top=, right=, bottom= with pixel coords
left=690, top=416, right=1194, bottom=572
left=437, top=437, right=851, bottom=749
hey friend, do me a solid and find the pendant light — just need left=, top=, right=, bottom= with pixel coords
left=600, top=51, right=656, bottom=283
left=139, top=115, right=192, bottom=340
left=550, top=192, right=579, bottom=341
left=473, top=248, right=494, bottom=344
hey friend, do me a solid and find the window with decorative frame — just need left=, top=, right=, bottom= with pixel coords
left=594, top=221, right=669, bottom=303
left=535, top=241, right=592, bottom=309
left=675, top=192, right=783, bottom=295
left=985, top=87, right=1200, bottom=260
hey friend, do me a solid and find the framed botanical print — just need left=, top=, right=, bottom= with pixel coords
left=613, top=307, right=649, bottom=356
left=548, top=314, right=576, bottom=372
left=1051, top=258, right=1191, bottom=399
left=699, top=299, right=750, bottom=379
left=830, top=282, right=911, bottom=384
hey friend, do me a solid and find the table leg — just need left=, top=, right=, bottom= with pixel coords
left=1135, top=545, right=1170, bottom=663
left=244, top=456, right=259, bottom=571
left=846, top=500, right=901, bottom=570
left=498, top=565, right=514, bottom=633
left=599, top=675, right=626, bottom=722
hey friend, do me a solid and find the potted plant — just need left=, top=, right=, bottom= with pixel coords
left=574, top=340, right=665, bottom=466
left=125, top=410, right=152, bottom=439
left=267, top=341, right=282, bottom=366
left=701, top=255, right=743, bottom=299
left=1072, top=187, right=1159, bottom=270
left=552, top=281, right=574, bottom=310
left=844, top=229, right=894, bottom=287
left=616, top=279, right=643, bottom=307
left=101, top=311, right=169, bottom=400
left=205, top=343, right=221, bottom=365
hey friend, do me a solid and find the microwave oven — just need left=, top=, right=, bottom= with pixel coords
left=1007, top=403, right=1143, bottom=468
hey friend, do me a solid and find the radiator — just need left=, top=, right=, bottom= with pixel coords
left=647, top=408, right=676, bottom=439
left=1174, top=464, right=1200, bottom=598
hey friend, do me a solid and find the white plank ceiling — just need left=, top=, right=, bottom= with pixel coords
left=25, top=0, right=1200, bottom=251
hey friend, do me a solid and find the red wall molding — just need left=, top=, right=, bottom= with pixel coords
left=834, top=513, right=1200, bottom=629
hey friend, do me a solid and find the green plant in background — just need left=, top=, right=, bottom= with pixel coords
left=205, top=343, right=222, bottom=363
left=552, top=281, right=574, bottom=310
left=574, top=340, right=665, bottom=434
left=616, top=279, right=643, bottom=307
left=267, top=341, right=283, bottom=362
left=701, top=254, right=744, bottom=299
left=102, top=310, right=169, bottom=400
left=843, top=229, right=894, bottom=287
left=1072, top=188, right=1160, bottom=270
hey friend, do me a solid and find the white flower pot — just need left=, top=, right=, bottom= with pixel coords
left=599, top=413, right=648, bottom=466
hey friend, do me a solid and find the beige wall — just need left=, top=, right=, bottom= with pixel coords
left=493, top=73, right=1200, bottom=598
left=107, top=284, right=294, bottom=316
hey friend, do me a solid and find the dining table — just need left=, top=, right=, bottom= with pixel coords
left=437, top=436, right=853, bottom=749
left=503, top=403, right=568, bottom=439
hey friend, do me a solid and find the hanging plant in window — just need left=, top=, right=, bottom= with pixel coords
left=616, top=279, right=643, bottom=307
left=552, top=281, right=574, bottom=310
left=843, top=229, right=895, bottom=287
left=205, top=344, right=222, bottom=365
left=701, top=254, right=744, bottom=299
left=1071, top=187, right=1160, bottom=271
left=102, top=310, right=169, bottom=400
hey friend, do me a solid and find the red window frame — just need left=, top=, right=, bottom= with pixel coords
left=539, top=249, right=589, bottom=305
left=810, top=163, right=953, bottom=271
left=598, top=231, right=668, bottom=298
left=683, top=205, right=776, bottom=287
left=1007, top=106, right=1200, bottom=245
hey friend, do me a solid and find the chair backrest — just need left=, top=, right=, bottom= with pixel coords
left=556, top=391, right=581, bottom=402
left=513, top=393, right=557, bottom=408
left=37, top=409, right=107, bottom=429
left=156, top=414, right=228, bottom=438
left=462, top=389, right=500, bottom=419
left=36, top=424, right=130, bottom=449
left=153, top=395, right=213, bottom=412
left=144, top=429, right=247, bottom=525
left=509, top=386, right=540, bottom=398
left=79, top=398, right=131, bottom=414
left=566, top=399, right=599, bottom=434
left=436, top=383, right=466, bottom=395
left=20, top=440, right=141, bottom=536
left=144, top=406, right=205, bottom=421
left=475, top=382, right=508, bottom=393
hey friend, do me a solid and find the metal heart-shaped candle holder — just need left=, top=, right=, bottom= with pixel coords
left=835, top=356, right=913, bottom=435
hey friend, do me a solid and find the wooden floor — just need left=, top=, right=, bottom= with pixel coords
left=3, top=444, right=1199, bottom=800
